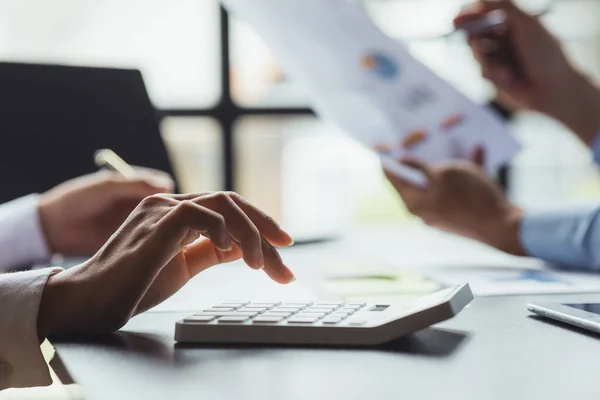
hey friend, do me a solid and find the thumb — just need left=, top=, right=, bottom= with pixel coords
left=400, top=157, right=435, bottom=181
left=184, top=239, right=243, bottom=277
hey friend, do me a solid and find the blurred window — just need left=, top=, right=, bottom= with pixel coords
left=2, top=0, right=600, bottom=228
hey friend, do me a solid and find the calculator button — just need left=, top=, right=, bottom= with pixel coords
left=322, top=318, right=343, bottom=324
left=221, top=301, right=251, bottom=306
left=302, top=308, right=331, bottom=314
left=196, top=312, right=238, bottom=317
left=272, top=307, right=302, bottom=313
left=218, top=316, right=251, bottom=323
left=347, top=320, right=367, bottom=326
left=204, top=308, right=236, bottom=312
left=330, top=312, right=350, bottom=318
left=238, top=308, right=269, bottom=313
left=198, top=311, right=257, bottom=317
left=339, top=308, right=357, bottom=313
left=249, top=302, right=281, bottom=307
left=296, top=313, right=326, bottom=319
left=253, top=317, right=285, bottom=323
left=310, top=305, right=339, bottom=310
left=184, top=315, right=217, bottom=323
left=346, top=302, right=367, bottom=307
left=264, top=312, right=293, bottom=317
left=287, top=317, right=319, bottom=324
left=212, top=304, right=242, bottom=311
left=306, top=307, right=334, bottom=312
left=281, top=303, right=310, bottom=309
left=281, top=302, right=313, bottom=307
left=314, top=302, right=345, bottom=306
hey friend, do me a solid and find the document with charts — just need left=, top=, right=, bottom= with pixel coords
left=222, top=0, right=521, bottom=184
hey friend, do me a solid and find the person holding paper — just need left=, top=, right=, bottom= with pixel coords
left=0, top=171, right=295, bottom=390
left=385, top=0, right=600, bottom=270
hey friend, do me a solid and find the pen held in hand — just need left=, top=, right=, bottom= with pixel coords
left=447, top=8, right=551, bottom=38
left=94, top=149, right=137, bottom=179
left=451, top=8, right=550, bottom=83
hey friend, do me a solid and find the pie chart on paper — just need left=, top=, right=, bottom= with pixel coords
left=362, top=52, right=399, bottom=79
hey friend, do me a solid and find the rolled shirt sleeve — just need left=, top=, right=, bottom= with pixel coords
left=520, top=207, right=600, bottom=271
left=593, top=129, right=600, bottom=165
left=519, top=129, right=600, bottom=271
left=0, top=195, right=50, bottom=272
left=0, top=267, right=63, bottom=390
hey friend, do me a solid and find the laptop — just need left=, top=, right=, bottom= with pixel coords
left=0, top=62, right=176, bottom=204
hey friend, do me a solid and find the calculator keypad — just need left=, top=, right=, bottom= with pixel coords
left=183, top=301, right=369, bottom=326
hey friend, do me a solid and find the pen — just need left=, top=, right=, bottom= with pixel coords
left=449, top=7, right=551, bottom=82
left=443, top=7, right=551, bottom=38
left=94, top=149, right=137, bottom=179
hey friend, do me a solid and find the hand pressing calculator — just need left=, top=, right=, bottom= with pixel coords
left=175, top=283, right=473, bottom=346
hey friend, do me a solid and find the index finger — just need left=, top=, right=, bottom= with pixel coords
left=260, top=237, right=296, bottom=285
left=164, top=192, right=294, bottom=248
left=229, top=194, right=294, bottom=248
left=400, top=157, right=436, bottom=181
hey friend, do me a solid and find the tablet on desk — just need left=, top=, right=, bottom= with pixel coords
left=528, top=302, right=600, bottom=335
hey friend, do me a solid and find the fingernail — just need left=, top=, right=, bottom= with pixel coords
left=278, top=228, right=295, bottom=246
left=222, top=234, right=232, bottom=251
left=288, top=276, right=296, bottom=283
left=256, top=252, right=265, bottom=270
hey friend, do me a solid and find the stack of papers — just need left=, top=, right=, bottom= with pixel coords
left=222, top=0, right=520, bottom=184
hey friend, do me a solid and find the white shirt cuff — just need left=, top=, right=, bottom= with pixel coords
left=0, top=195, right=50, bottom=272
left=0, top=267, right=63, bottom=390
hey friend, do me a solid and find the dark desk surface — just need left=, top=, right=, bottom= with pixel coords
left=51, top=227, right=600, bottom=400
left=53, top=292, right=600, bottom=400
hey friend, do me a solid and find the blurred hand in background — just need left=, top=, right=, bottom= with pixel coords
left=384, top=149, right=525, bottom=256
left=38, top=168, right=174, bottom=256
left=455, top=0, right=600, bottom=145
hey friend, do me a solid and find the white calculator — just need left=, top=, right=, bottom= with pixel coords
left=175, top=283, right=473, bottom=346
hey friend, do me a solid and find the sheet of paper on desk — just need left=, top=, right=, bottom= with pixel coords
left=428, top=267, right=600, bottom=296
left=221, top=0, right=520, bottom=184
left=320, top=258, right=441, bottom=303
